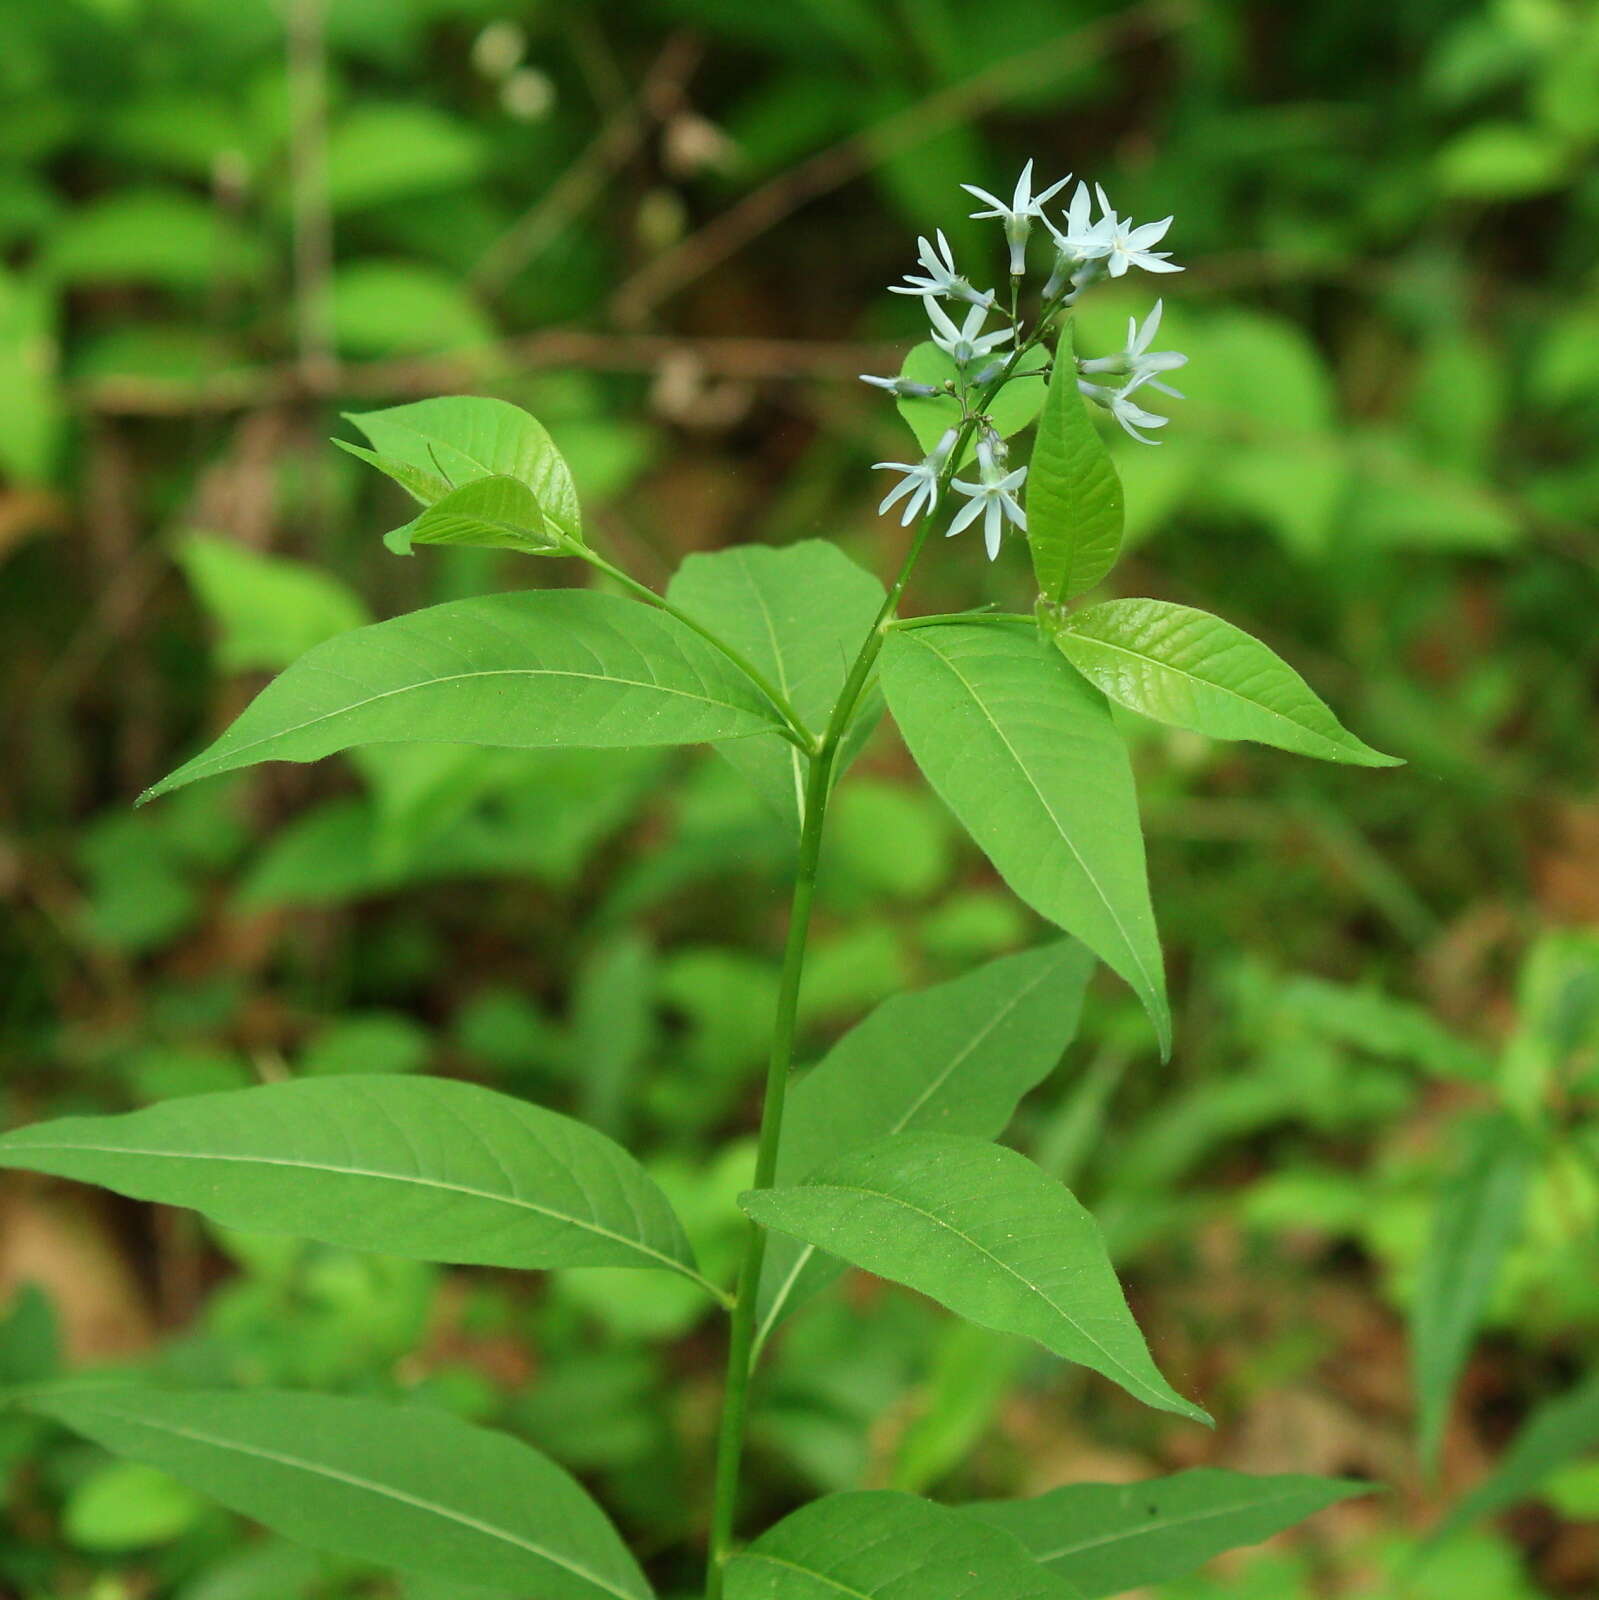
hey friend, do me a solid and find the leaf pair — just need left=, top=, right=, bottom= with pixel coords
left=722, top=1474, right=1368, bottom=1600
left=337, top=395, right=583, bottom=556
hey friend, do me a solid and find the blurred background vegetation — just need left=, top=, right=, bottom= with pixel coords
left=3, top=0, right=1599, bottom=1594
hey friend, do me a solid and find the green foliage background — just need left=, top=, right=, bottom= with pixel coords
left=3, top=0, right=1599, bottom=1595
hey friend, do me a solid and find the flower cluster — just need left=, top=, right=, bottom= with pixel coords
left=861, top=163, right=1187, bottom=559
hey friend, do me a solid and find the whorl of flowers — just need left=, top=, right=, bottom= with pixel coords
left=860, top=164, right=1186, bottom=559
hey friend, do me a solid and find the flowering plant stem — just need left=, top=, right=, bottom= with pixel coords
left=703, top=307, right=1065, bottom=1595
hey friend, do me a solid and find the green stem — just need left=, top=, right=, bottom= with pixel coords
left=571, top=543, right=817, bottom=753
left=703, top=290, right=1074, bottom=1592
left=705, top=745, right=834, bottom=1596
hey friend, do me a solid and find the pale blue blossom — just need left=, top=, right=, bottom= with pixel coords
left=1079, top=184, right=1181, bottom=277
left=924, top=297, right=1013, bottom=368
left=947, top=441, right=1027, bottom=559
left=1078, top=370, right=1173, bottom=445
left=858, top=373, right=939, bottom=397
left=1078, top=299, right=1187, bottom=395
left=872, top=428, right=958, bottom=526
left=962, top=160, right=1071, bottom=276
left=888, top=230, right=993, bottom=308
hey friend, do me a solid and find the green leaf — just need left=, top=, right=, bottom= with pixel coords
left=1413, top=1115, right=1536, bottom=1472
left=743, top=1132, right=1207, bottom=1422
left=325, top=105, right=489, bottom=212
left=756, top=941, right=1094, bottom=1343
left=46, top=188, right=262, bottom=289
left=1432, top=1370, right=1599, bottom=1544
left=385, top=476, right=561, bottom=558
left=140, top=590, right=784, bottom=803
left=896, top=341, right=1052, bottom=462
left=970, top=1470, right=1369, bottom=1598
left=30, top=1388, right=651, bottom=1600
left=1028, top=329, right=1124, bottom=605
left=881, top=623, right=1168, bottom=1054
left=343, top=397, right=581, bottom=547
left=331, top=261, right=495, bottom=358
left=64, top=1461, right=205, bottom=1551
left=174, top=534, right=369, bottom=673
left=667, top=542, right=886, bottom=829
left=333, top=439, right=452, bottom=507
left=1053, top=599, right=1401, bottom=767
left=725, top=1490, right=1078, bottom=1600
left=0, top=1075, right=705, bottom=1286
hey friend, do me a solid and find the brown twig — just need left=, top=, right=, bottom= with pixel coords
left=73, top=330, right=908, bottom=416
left=609, top=0, right=1195, bottom=326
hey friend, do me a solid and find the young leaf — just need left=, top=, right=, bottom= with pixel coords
left=742, top=1132, right=1208, bottom=1423
left=385, top=475, right=561, bottom=557
left=667, top=542, right=886, bottom=829
left=970, top=1470, right=1369, bottom=1597
left=881, top=622, right=1168, bottom=1054
left=343, top=396, right=581, bottom=545
left=1431, top=1369, right=1599, bottom=1545
left=725, top=1490, right=1078, bottom=1600
left=1053, top=599, right=1401, bottom=767
left=333, top=438, right=452, bottom=506
left=895, top=342, right=1051, bottom=462
left=0, top=1075, right=708, bottom=1288
left=139, top=590, right=784, bottom=802
left=1028, top=330, right=1124, bottom=605
left=30, top=1388, right=651, bottom=1600
left=1413, top=1115, right=1537, bottom=1473
left=756, top=941, right=1094, bottom=1342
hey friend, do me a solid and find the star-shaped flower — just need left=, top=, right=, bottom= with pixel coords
left=888, top=230, right=993, bottom=308
left=962, top=160, right=1071, bottom=275
left=1077, top=370, right=1173, bottom=445
left=871, top=428, right=957, bottom=526
left=1078, top=185, right=1182, bottom=277
left=1078, top=299, right=1187, bottom=394
left=924, top=297, right=1014, bottom=368
left=947, top=441, right=1027, bottom=559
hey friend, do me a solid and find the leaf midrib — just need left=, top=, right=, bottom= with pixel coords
left=1024, top=1483, right=1344, bottom=1564
left=755, top=953, right=1071, bottom=1344
left=66, top=1403, right=640, bottom=1600
left=2, top=1138, right=697, bottom=1282
left=765, top=1178, right=1182, bottom=1415
left=169, top=662, right=776, bottom=787
left=918, top=636, right=1161, bottom=1012
left=1059, top=624, right=1353, bottom=757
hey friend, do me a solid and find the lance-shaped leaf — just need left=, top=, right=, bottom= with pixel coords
left=756, top=941, right=1093, bottom=1344
left=667, top=542, right=886, bottom=829
left=881, top=622, right=1168, bottom=1054
left=0, top=1075, right=711, bottom=1290
left=343, top=395, right=582, bottom=544
left=1413, top=1115, right=1536, bottom=1473
left=742, top=1133, right=1207, bottom=1423
left=1028, top=332, right=1124, bottom=604
left=140, top=590, right=784, bottom=803
left=1431, top=1369, right=1599, bottom=1545
left=31, top=1388, right=651, bottom=1600
left=1054, top=599, right=1401, bottom=766
left=896, top=342, right=1052, bottom=463
left=725, top=1490, right=1079, bottom=1600
left=385, top=475, right=564, bottom=558
left=970, top=1470, right=1370, bottom=1598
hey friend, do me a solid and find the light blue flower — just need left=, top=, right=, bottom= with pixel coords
left=924, top=297, right=1014, bottom=368
left=962, top=160, right=1071, bottom=276
left=888, top=230, right=994, bottom=308
left=947, top=442, right=1027, bottom=560
left=1078, top=370, right=1173, bottom=445
left=872, top=428, right=958, bottom=526
left=1079, top=299, right=1187, bottom=394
